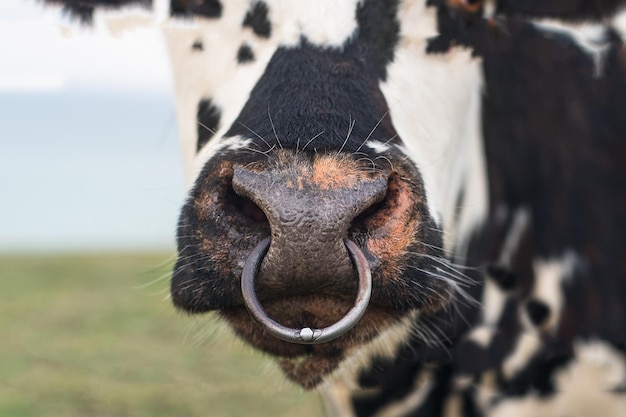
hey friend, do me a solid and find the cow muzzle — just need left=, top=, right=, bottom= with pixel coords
left=231, top=158, right=388, bottom=343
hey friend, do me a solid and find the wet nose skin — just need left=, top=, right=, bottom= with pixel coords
left=231, top=163, right=388, bottom=299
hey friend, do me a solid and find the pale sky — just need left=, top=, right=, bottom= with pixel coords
left=0, top=0, right=172, bottom=93
left=0, top=0, right=186, bottom=253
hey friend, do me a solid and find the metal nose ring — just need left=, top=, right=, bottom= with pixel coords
left=241, top=237, right=372, bottom=344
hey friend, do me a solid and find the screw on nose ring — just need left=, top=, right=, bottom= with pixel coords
left=241, top=237, right=372, bottom=344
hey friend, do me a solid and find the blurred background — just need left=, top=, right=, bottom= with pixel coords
left=0, top=0, right=182, bottom=253
left=0, top=1, right=322, bottom=415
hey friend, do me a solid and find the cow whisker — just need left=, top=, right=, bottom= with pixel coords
left=351, top=151, right=384, bottom=174
left=182, top=313, right=229, bottom=347
left=374, top=155, right=394, bottom=171
left=133, top=272, right=172, bottom=290
left=407, top=265, right=478, bottom=311
left=337, top=115, right=356, bottom=155
left=267, top=104, right=283, bottom=150
left=197, top=120, right=217, bottom=135
left=238, top=122, right=273, bottom=151
left=411, top=315, right=451, bottom=352
left=406, top=252, right=478, bottom=284
left=381, top=134, right=398, bottom=147
left=354, top=111, right=389, bottom=154
left=300, top=130, right=325, bottom=153
left=243, top=145, right=275, bottom=158
left=355, top=157, right=379, bottom=173
left=417, top=241, right=469, bottom=263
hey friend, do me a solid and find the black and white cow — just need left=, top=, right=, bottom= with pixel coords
left=45, top=0, right=626, bottom=415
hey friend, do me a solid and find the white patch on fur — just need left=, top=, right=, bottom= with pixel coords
left=196, top=136, right=252, bottom=170
left=154, top=0, right=170, bottom=24
left=466, top=268, right=510, bottom=348
left=482, top=278, right=507, bottom=327
left=574, top=339, right=626, bottom=391
left=531, top=19, right=611, bottom=77
left=527, top=251, right=578, bottom=332
left=483, top=0, right=497, bottom=17
left=490, top=340, right=626, bottom=417
left=319, top=380, right=356, bottom=417
left=474, top=370, right=499, bottom=412
left=366, top=140, right=391, bottom=153
left=162, top=0, right=276, bottom=184
left=467, top=324, right=495, bottom=348
left=268, top=0, right=361, bottom=48
left=380, top=0, right=488, bottom=257
left=499, top=208, right=530, bottom=265
left=100, top=8, right=155, bottom=35
left=453, top=375, right=474, bottom=392
left=612, top=7, right=626, bottom=42
left=502, top=331, right=542, bottom=379
left=442, top=393, right=463, bottom=417
left=374, top=371, right=434, bottom=417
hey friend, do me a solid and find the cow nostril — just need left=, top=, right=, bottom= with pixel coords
left=240, top=197, right=268, bottom=223
left=353, top=198, right=388, bottom=225
left=226, top=184, right=269, bottom=225
left=350, top=176, right=393, bottom=231
left=348, top=173, right=410, bottom=244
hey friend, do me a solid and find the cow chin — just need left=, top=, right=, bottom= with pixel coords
left=220, top=299, right=405, bottom=389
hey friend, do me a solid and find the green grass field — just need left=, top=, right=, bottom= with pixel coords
left=0, top=253, right=323, bottom=417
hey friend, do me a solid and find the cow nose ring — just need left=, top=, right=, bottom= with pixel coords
left=241, top=237, right=372, bottom=344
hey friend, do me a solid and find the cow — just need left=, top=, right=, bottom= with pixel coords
left=44, top=0, right=626, bottom=416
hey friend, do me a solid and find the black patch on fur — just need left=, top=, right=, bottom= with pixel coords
left=351, top=305, right=482, bottom=416
left=462, top=386, right=484, bottom=417
left=426, top=0, right=626, bottom=56
left=242, top=2, right=271, bottom=38
left=349, top=304, right=475, bottom=416
left=480, top=19, right=626, bottom=349
left=487, top=264, right=518, bottom=291
left=533, top=354, right=573, bottom=396
left=497, top=350, right=574, bottom=398
left=237, top=44, right=255, bottom=63
left=353, top=359, right=423, bottom=417
left=355, top=0, right=400, bottom=80
left=495, top=0, right=626, bottom=21
left=413, top=364, right=454, bottom=416
left=42, top=0, right=151, bottom=24
left=454, top=340, right=491, bottom=374
left=170, top=0, right=222, bottom=19
left=455, top=298, right=524, bottom=376
left=192, top=40, right=204, bottom=51
left=224, top=40, right=400, bottom=153
left=526, top=299, right=551, bottom=326
left=196, top=99, right=221, bottom=152
left=425, top=0, right=485, bottom=55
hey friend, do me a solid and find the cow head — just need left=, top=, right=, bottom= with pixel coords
left=168, top=0, right=488, bottom=389
left=44, top=0, right=488, bottom=389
